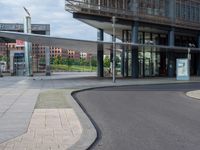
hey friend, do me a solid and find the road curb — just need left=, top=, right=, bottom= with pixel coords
left=66, top=89, right=97, bottom=150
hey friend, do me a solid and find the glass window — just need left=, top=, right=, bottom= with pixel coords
left=191, top=6, right=195, bottom=21
left=144, top=32, right=151, bottom=44
left=159, top=34, right=167, bottom=45
left=181, top=3, right=186, bottom=20
left=195, top=5, right=199, bottom=22
left=138, top=32, right=144, bottom=44
left=175, top=35, right=181, bottom=46
left=152, top=34, right=159, bottom=45
left=186, top=4, right=190, bottom=21
left=176, top=2, right=181, bottom=19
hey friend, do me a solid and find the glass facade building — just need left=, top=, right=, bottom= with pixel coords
left=66, top=0, right=200, bottom=78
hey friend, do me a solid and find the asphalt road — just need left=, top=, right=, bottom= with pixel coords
left=73, top=83, right=200, bottom=150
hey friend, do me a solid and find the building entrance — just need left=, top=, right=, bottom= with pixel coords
left=139, top=47, right=161, bottom=77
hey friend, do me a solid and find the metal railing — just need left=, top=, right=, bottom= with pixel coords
left=65, top=0, right=200, bottom=30
left=66, top=0, right=132, bottom=16
left=65, top=0, right=170, bottom=24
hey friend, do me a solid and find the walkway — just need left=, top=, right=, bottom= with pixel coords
left=0, top=109, right=81, bottom=150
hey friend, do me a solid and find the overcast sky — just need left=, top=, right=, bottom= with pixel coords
left=0, top=0, right=100, bottom=40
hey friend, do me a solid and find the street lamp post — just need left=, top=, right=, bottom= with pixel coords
left=188, top=43, right=195, bottom=76
left=187, top=48, right=191, bottom=61
left=90, top=55, right=92, bottom=72
left=187, top=47, right=191, bottom=78
left=0, top=62, right=2, bottom=77
left=6, top=41, right=9, bottom=72
left=112, top=16, right=116, bottom=83
left=23, top=7, right=32, bottom=76
left=36, top=44, right=39, bottom=72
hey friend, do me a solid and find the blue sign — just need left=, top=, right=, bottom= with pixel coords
left=14, top=53, right=24, bottom=57
left=176, top=59, right=190, bottom=80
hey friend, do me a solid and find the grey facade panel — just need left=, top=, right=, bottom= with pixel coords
left=0, top=23, right=50, bottom=34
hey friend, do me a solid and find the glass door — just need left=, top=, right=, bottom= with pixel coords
left=139, top=47, right=160, bottom=77
left=145, top=57, right=151, bottom=76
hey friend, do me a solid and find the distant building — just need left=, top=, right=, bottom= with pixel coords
left=0, top=23, right=50, bottom=35
left=80, top=52, right=92, bottom=60
left=0, top=42, right=6, bottom=56
left=61, top=49, right=80, bottom=59
left=2, top=42, right=90, bottom=60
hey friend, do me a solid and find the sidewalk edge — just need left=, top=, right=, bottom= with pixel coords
left=186, top=90, right=200, bottom=100
left=66, top=90, right=97, bottom=150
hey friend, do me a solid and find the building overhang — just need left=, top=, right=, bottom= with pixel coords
left=73, top=13, right=199, bottom=39
left=66, top=0, right=200, bottom=32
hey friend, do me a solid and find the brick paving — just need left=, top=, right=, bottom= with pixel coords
left=0, top=109, right=82, bottom=150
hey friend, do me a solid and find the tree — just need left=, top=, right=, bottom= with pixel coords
left=80, top=58, right=86, bottom=66
left=53, top=56, right=62, bottom=65
left=39, top=57, right=45, bottom=65
left=91, top=57, right=97, bottom=67
left=0, top=56, right=7, bottom=62
left=50, top=57, right=54, bottom=64
left=104, top=56, right=110, bottom=68
left=61, top=58, right=68, bottom=65
left=67, top=58, right=74, bottom=71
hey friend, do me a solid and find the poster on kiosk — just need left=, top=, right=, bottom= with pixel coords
left=176, top=59, right=190, bottom=80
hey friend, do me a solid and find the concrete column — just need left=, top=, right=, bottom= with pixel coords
left=97, top=29, right=104, bottom=77
left=121, top=51, right=125, bottom=77
left=168, top=28, right=175, bottom=46
left=131, top=21, right=139, bottom=78
left=125, top=30, right=129, bottom=77
left=167, top=27, right=175, bottom=77
left=24, top=16, right=32, bottom=76
left=9, top=51, right=14, bottom=75
left=197, top=34, right=200, bottom=76
left=121, top=30, right=125, bottom=77
left=110, top=36, right=113, bottom=71
left=45, top=46, right=51, bottom=76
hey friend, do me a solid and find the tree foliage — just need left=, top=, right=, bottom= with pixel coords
left=0, top=56, right=7, bottom=62
left=50, top=56, right=97, bottom=67
left=104, top=56, right=110, bottom=68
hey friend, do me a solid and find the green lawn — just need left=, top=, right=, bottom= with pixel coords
left=51, top=64, right=96, bottom=72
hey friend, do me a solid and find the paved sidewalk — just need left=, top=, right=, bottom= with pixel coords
left=0, top=109, right=82, bottom=150
left=0, top=88, right=40, bottom=143
left=186, top=90, right=200, bottom=100
left=0, top=89, right=82, bottom=150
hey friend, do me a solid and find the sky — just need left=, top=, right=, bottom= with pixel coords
left=0, top=0, right=99, bottom=40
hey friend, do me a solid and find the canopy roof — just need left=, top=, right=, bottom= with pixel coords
left=0, top=31, right=199, bottom=54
